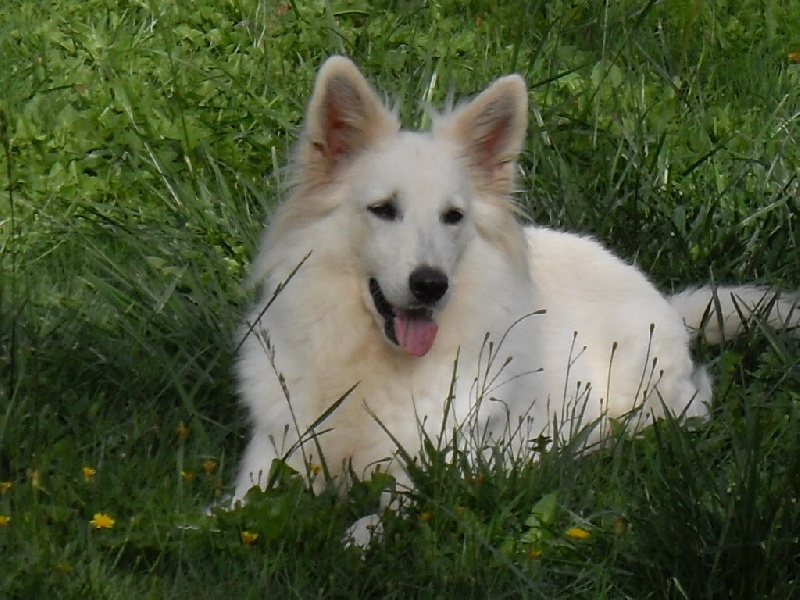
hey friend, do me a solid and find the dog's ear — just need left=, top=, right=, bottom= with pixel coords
left=436, top=75, right=528, bottom=196
left=304, top=56, right=399, bottom=173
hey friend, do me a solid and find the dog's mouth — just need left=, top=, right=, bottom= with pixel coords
left=369, top=278, right=439, bottom=357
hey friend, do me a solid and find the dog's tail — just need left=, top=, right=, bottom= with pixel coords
left=669, top=286, right=799, bottom=344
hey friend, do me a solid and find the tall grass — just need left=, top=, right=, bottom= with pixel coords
left=1, top=0, right=798, bottom=597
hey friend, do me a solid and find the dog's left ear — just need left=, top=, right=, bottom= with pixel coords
left=435, top=75, right=528, bottom=196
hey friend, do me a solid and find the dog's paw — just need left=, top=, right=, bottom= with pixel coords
left=343, top=513, right=384, bottom=550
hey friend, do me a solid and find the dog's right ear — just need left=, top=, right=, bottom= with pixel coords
left=303, top=57, right=399, bottom=175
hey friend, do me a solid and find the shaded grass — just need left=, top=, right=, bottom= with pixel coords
left=1, top=0, right=799, bottom=597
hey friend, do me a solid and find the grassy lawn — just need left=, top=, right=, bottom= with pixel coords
left=1, top=0, right=799, bottom=597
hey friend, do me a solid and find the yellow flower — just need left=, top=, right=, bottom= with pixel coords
left=202, top=460, right=217, bottom=475
left=419, top=511, right=433, bottom=523
left=309, top=463, right=322, bottom=475
left=181, top=470, right=195, bottom=482
left=90, top=513, right=115, bottom=529
left=176, top=421, right=189, bottom=439
left=789, top=51, right=800, bottom=64
left=82, top=467, right=97, bottom=482
left=241, top=531, right=258, bottom=545
left=0, top=481, right=11, bottom=495
left=0, top=515, right=10, bottom=527
left=566, top=526, right=591, bottom=541
left=614, top=516, right=628, bottom=535
left=56, top=562, right=72, bottom=574
left=525, top=546, right=542, bottom=559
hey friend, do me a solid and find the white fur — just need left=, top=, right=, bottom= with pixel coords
left=232, top=57, right=798, bottom=508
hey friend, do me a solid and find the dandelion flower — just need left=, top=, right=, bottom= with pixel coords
left=0, top=481, right=11, bottom=495
left=90, top=513, right=115, bottom=529
left=241, top=531, right=258, bottom=545
left=181, top=470, right=195, bottom=482
left=176, top=421, right=189, bottom=439
left=614, top=516, right=628, bottom=535
left=202, top=460, right=217, bottom=475
left=566, top=526, right=591, bottom=541
left=309, top=463, right=322, bottom=475
left=789, top=51, right=800, bottom=64
left=525, top=546, right=542, bottom=559
left=0, top=515, right=10, bottom=527
left=82, top=467, right=97, bottom=482
left=56, top=562, right=72, bottom=574
left=419, top=511, right=433, bottom=523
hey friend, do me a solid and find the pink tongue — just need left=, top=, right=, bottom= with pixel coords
left=394, top=311, right=438, bottom=357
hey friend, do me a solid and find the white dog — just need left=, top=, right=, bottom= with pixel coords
left=232, top=57, right=797, bottom=517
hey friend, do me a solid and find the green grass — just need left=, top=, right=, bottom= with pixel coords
left=1, top=0, right=799, bottom=597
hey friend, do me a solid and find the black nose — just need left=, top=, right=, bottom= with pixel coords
left=409, top=266, right=449, bottom=305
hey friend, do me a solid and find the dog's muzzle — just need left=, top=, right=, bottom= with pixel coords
left=369, top=267, right=447, bottom=357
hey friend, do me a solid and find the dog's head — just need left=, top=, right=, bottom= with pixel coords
left=286, top=57, right=528, bottom=357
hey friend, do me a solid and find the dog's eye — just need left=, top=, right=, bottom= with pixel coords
left=368, top=201, right=399, bottom=221
left=441, top=208, right=464, bottom=225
